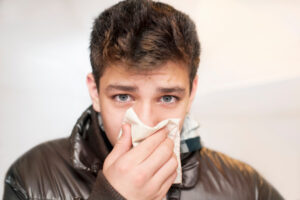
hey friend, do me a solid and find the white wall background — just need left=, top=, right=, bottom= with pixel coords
left=0, top=0, right=299, bottom=199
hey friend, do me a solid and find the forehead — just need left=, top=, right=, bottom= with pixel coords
left=100, top=61, right=189, bottom=86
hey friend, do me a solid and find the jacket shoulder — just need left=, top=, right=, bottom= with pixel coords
left=4, top=138, right=87, bottom=199
left=195, top=147, right=283, bottom=200
left=199, top=147, right=257, bottom=177
left=7, top=138, right=71, bottom=178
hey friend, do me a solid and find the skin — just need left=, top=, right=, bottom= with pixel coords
left=86, top=61, right=198, bottom=199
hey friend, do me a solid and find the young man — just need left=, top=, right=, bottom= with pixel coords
left=3, top=0, right=283, bottom=199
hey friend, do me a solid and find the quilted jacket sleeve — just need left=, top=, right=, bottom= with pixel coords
left=3, top=168, right=125, bottom=200
left=88, top=171, right=125, bottom=200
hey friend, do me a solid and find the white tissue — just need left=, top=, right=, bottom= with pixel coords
left=119, top=108, right=182, bottom=184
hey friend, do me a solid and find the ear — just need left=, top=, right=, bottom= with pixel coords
left=187, top=75, right=198, bottom=112
left=86, top=73, right=101, bottom=112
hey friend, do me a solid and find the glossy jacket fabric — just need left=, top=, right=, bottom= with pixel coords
left=3, top=106, right=283, bottom=200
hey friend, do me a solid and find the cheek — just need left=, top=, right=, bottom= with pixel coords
left=155, top=101, right=189, bottom=123
left=99, top=100, right=126, bottom=146
left=169, top=100, right=190, bottom=131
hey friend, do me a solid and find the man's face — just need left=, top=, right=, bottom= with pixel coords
left=87, top=61, right=197, bottom=146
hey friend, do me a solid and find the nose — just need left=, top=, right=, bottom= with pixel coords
left=133, top=102, right=159, bottom=127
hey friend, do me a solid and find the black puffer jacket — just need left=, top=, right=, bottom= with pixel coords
left=3, top=106, right=283, bottom=200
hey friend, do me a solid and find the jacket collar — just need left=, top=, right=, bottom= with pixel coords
left=69, top=106, right=200, bottom=188
left=69, top=106, right=111, bottom=173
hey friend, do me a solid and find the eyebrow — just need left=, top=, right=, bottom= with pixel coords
left=105, top=84, right=186, bottom=95
left=157, top=87, right=186, bottom=95
left=105, top=84, right=138, bottom=92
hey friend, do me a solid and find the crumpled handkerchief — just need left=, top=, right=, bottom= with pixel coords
left=119, top=107, right=182, bottom=184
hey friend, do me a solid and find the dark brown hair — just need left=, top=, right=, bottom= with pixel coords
left=90, top=0, right=200, bottom=91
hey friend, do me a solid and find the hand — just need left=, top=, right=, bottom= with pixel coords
left=102, top=124, right=178, bottom=200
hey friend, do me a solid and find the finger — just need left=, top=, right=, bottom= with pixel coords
left=155, top=171, right=177, bottom=200
left=125, top=126, right=169, bottom=165
left=138, top=137, right=174, bottom=177
left=104, top=124, right=132, bottom=167
left=150, top=153, right=178, bottom=187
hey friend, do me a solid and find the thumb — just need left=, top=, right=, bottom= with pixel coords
left=105, top=124, right=132, bottom=167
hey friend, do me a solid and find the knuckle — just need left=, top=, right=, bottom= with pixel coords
left=103, top=161, right=109, bottom=170
left=171, top=171, right=178, bottom=182
left=171, top=155, right=178, bottom=168
left=145, top=185, right=156, bottom=195
left=174, top=171, right=178, bottom=177
left=163, top=127, right=170, bottom=136
left=144, top=144, right=153, bottom=154
left=157, top=127, right=168, bottom=138
left=155, top=188, right=165, bottom=199
left=151, top=131, right=163, bottom=145
left=161, top=143, right=173, bottom=158
left=166, top=137, right=174, bottom=149
left=133, top=170, right=147, bottom=187
left=117, top=162, right=130, bottom=173
left=152, top=193, right=160, bottom=200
